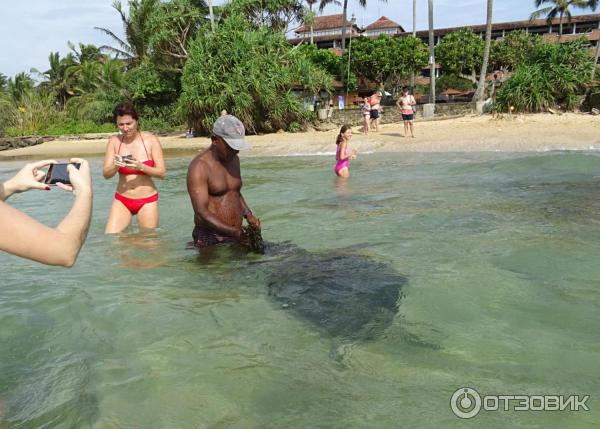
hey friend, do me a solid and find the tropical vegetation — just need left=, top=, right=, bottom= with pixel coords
left=495, top=37, right=594, bottom=112
left=1, top=0, right=599, bottom=138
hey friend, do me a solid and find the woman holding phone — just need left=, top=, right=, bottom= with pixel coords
left=0, top=159, right=92, bottom=267
left=103, top=102, right=166, bottom=233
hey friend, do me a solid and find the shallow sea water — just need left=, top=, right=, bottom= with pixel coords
left=1, top=151, right=599, bottom=428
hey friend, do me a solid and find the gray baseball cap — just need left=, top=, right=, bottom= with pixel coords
left=212, top=114, right=251, bottom=150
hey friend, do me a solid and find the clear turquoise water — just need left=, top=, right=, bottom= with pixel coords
left=1, top=152, right=599, bottom=428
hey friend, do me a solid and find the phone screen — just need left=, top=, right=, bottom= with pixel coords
left=43, top=163, right=81, bottom=185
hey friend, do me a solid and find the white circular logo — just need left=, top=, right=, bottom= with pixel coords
left=451, top=387, right=482, bottom=419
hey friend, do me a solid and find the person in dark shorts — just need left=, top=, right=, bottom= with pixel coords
left=396, top=87, right=416, bottom=138
left=187, top=115, right=260, bottom=249
left=369, top=92, right=382, bottom=131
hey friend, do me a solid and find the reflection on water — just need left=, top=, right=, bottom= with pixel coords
left=1, top=152, right=600, bottom=427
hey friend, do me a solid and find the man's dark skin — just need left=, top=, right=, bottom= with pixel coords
left=187, top=135, right=260, bottom=243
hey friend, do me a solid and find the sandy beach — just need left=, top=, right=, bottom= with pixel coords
left=1, top=113, right=600, bottom=160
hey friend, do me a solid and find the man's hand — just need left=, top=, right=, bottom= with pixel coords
left=245, top=214, right=261, bottom=229
left=238, top=228, right=250, bottom=247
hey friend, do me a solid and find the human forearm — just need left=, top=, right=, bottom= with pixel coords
left=103, top=164, right=119, bottom=179
left=0, top=182, right=12, bottom=201
left=197, top=209, right=241, bottom=238
left=55, top=190, right=93, bottom=266
left=140, top=164, right=165, bottom=179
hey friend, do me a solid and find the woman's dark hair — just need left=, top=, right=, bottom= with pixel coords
left=113, top=101, right=139, bottom=122
left=336, top=124, right=351, bottom=145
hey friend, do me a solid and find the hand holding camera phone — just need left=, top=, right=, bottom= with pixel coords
left=44, top=162, right=81, bottom=186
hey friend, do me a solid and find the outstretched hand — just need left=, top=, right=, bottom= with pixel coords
left=3, top=160, right=57, bottom=195
left=56, top=158, right=92, bottom=195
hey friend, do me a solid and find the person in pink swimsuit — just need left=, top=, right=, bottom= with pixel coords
left=103, top=102, right=166, bottom=233
left=334, top=125, right=358, bottom=178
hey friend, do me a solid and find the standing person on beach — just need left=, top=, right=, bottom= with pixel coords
left=0, top=159, right=92, bottom=267
left=187, top=114, right=260, bottom=248
left=334, top=125, right=358, bottom=178
left=369, top=92, right=383, bottom=132
left=397, top=87, right=416, bottom=138
left=360, top=97, right=371, bottom=135
left=103, top=102, right=166, bottom=234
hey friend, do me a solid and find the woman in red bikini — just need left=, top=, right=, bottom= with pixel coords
left=103, top=102, right=166, bottom=233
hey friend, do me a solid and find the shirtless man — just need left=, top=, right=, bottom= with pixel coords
left=187, top=115, right=260, bottom=248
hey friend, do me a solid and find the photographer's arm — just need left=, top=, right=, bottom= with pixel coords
left=0, top=159, right=92, bottom=267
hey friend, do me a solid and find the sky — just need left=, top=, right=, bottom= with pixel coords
left=0, top=0, right=595, bottom=78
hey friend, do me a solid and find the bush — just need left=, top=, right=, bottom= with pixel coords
left=436, top=74, right=475, bottom=92
left=180, top=13, right=330, bottom=134
left=286, top=122, right=302, bottom=133
left=495, top=38, right=594, bottom=113
left=6, top=120, right=114, bottom=137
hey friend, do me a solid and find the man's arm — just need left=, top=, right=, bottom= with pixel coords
left=240, top=194, right=260, bottom=229
left=187, top=159, right=241, bottom=238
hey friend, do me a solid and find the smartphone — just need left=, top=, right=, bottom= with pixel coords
left=43, top=163, right=81, bottom=185
left=115, top=154, right=135, bottom=162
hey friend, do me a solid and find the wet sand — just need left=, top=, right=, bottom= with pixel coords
left=1, top=113, right=599, bottom=160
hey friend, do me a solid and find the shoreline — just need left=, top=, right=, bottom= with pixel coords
left=1, top=113, right=599, bottom=161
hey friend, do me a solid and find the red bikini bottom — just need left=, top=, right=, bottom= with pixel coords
left=115, top=192, right=158, bottom=215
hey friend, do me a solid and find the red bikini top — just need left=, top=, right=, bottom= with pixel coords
left=117, top=135, right=154, bottom=175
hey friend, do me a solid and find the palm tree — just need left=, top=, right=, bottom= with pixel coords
left=305, top=0, right=319, bottom=44
left=410, top=0, right=417, bottom=90
left=95, top=0, right=159, bottom=65
left=318, top=0, right=387, bottom=53
left=208, top=0, right=215, bottom=31
left=428, top=0, right=435, bottom=105
left=530, top=0, right=590, bottom=39
left=30, top=52, right=77, bottom=107
left=474, top=0, right=493, bottom=102
left=7, top=73, right=35, bottom=104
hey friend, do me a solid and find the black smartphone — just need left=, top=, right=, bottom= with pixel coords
left=43, top=163, right=81, bottom=185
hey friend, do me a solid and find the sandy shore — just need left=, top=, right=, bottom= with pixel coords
left=1, top=113, right=600, bottom=160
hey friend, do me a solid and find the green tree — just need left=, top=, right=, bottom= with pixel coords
left=0, top=73, right=8, bottom=94
left=124, top=59, right=178, bottom=103
left=95, top=0, right=159, bottom=65
left=303, top=0, right=318, bottom=44
left=435, top=28, right=484, bottom=83
left=180, top=13, right=331, bottom=133
left=7, top=73, right=35, bottom=104
left=147, top=0, right=207, bottom=72
left=490, top=30, right=542, bottom=72
left=348, top=35, right=427, bottom=93
left=530, top=0, right=596, bottom=39
left=31, top=52, right=77, bottom=107
left=223, top=0, right=304, bottom=32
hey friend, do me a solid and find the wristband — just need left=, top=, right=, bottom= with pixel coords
left=242, top=208, right=252, bottom=218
